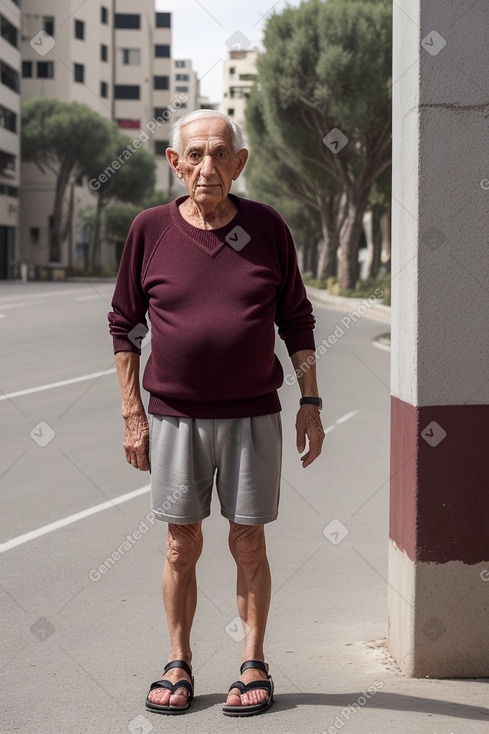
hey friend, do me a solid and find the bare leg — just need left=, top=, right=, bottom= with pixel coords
left=226, top=522, right=272, bottom=707
left=147, top=521, right=203, bottom=707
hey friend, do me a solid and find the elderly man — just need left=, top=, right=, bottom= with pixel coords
left=108, top=109, right=324, bottom=717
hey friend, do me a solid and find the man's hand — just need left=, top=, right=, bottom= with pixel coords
left=296, top=404, right=325, bottom=468
left=123, top=412, right=150, bottom=471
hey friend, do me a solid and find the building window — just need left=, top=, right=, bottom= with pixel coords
left=155, top=12, right=171, bottom=28
left=122, top=49, right=140, bottom=65
left=175, top=86, right=188, bottom=93
left=30, top=227, right=41, bottom=243
left=154, top=75, right=169, bottom=90
left=100, top=81, right=108, bottom=98
left=37, top=61, right=54, bottom=79
left=74, top=63, right=84, bottom=83
left=101, top=6, right=108, bottom=24
left=101, top=44, right=108, bottom=62
left=1, top=15, right=18, bottom=48
left=22, top=61, right=33, bottom=78
left=154, top=140, right=169, bottom=156
left=175, top=60, right=185, bottom=68
left=230, top=86, right=250, bottom=99
left=114, top=85, right=140, bottom=100
left=0, top=104, right=17, bottom=133
left=43, top=16, right=55, bottom=36
left=229, top=67, right=235, bottom=75
left=114, top=14, right=140, bottom=29
left=155, top=44, right=170, bottom=58
left=74, top=19, right=85, bottom=40
left=175, top=74, right=189, bottom=82
left=154, top=107, right=168, bottom=119
left=0, top=150, right=16, bottom=178
left=1, top=61, right=20, bottom=91
left=227, top=108, right=235, bottom=116
left=239, top=73, right=257, bottom=81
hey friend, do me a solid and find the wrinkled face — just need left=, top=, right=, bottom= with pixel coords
left=171, top=118, right=247, bottom=207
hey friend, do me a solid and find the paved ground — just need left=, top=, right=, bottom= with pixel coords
left=0, top=282, right=488, bottom=734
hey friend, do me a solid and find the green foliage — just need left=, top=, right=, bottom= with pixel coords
left=245, top=0, right=392, bottom=287
left=22, top=96, right=115, bottom=176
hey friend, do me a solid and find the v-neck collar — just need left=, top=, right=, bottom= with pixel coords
left=169, top=195, right=242, bottom=257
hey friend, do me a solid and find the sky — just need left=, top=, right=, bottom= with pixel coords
left=155, top=0, right=302, bottom=102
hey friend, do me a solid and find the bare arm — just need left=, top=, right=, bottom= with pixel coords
left=290, top=349, right=325, bottom=468
left=115, top=351, right=150, bottom=471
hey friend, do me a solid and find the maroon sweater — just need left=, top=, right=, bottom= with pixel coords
left=108, top=194, right=316, bottom=418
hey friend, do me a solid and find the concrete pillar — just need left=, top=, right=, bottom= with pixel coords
left=389, top=1, right=489, bottom=677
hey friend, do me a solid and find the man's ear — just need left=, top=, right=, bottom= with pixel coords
left=166, top=148, right=182, bottom=177
left=233, top=148, right=249, bottom=180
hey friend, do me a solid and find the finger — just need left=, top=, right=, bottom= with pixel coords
left=136, top=448, right=150, bottom=471
left=296, top=423, right=306, bottom=453
left=301, top=432, right=324, bottom=467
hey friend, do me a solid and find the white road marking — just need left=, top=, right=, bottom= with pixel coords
left=0, top=301, right=45, bottom=309
left=0, top=368, right=117, bottom=402
left=0, top=485, right=151, bottom=554
left=324, top=410, right=359, bottom=434
left=335, top=410, right=359, bottom=424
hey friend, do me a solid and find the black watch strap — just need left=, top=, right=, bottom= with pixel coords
left=300, top=397, right=322, bottom=410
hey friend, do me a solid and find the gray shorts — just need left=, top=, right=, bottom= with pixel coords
left=149, top=413, right=282, bottom=525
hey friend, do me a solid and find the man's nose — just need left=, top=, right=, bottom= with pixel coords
left=200, top=154, right=216, bottom=177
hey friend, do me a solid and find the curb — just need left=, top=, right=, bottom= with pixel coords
left=306, top=285, right=391, bottom=325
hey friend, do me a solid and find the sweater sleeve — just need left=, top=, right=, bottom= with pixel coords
left=107, top=215, right=149, bottom=355
left=274, top=217, right=316, bottom=356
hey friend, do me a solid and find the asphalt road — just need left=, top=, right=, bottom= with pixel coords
left=0, top=282, right=487, bottom=734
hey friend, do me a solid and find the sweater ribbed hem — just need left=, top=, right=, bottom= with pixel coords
left=148, top=391, right=281, bottom=419
left=285, top=331, right=316, bottom=357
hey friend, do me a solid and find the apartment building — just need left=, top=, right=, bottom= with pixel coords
left=0, top=0, right=21, bottom=279
left=19, top=0, right=173, bottom=273
left=221, top=47, right=259, bottom=143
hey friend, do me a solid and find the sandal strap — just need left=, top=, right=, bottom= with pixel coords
left=228, top=679, right=272, bottom=695
left=149, top=678, right=194, bottom=699
left=240, top=660, right=270, bottom=677
left=163, top=659, right=192, bottom=678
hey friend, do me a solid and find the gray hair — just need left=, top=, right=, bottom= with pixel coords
left=170, top=109, right=245, bottom=155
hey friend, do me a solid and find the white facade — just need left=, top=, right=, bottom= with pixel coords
left=19, top=1, right=173, bottom=273
left=221, top=48, right=259, bottom=145
left=0, top=0, right=21, bottom=279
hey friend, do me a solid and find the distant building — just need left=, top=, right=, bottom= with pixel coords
left=221, top=47, right=259, bottom=144
left=0, top=0, right=21, bottom=279
left=19, top=1, right=174, bottom=273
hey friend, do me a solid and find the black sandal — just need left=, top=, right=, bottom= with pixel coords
left=145, top=660, right=194, bottom=715
left=222, top=659, right=274, bottom=717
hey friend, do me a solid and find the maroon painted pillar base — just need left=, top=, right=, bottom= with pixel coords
left=389, top=396, right=489, bottom=676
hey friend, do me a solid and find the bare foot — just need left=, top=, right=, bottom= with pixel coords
left=225, top=665, right=269, bottom=708
left=147, top=664, right=192, bottom=708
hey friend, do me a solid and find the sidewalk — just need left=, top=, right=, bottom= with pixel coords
left=306, top=285, right=392, bottom=325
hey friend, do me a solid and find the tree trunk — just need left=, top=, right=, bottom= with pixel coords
left=380, top=207, right=391, bottom=264
left=90, top=194, right=105, bottom=269
left=315, top=197, right=339, bottom=280
left=367, top=204, right=383, bottom=278
left=50, top=164, right=71, bottom=262
left=338, top=195, right=370, bottom=290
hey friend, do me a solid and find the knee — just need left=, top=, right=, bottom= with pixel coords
left=228, top=523, right=266, bottom=568
left=166, top=522, right=203, bottom=568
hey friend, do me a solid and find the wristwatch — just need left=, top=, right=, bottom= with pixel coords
left=299, top=397, right=322, bottom=411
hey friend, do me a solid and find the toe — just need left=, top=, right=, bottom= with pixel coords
left=148, top=688, right=171, bottom=706
left=169, top=687, right=189, bottom=708
left=226, top=688, right=243, bottom=706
